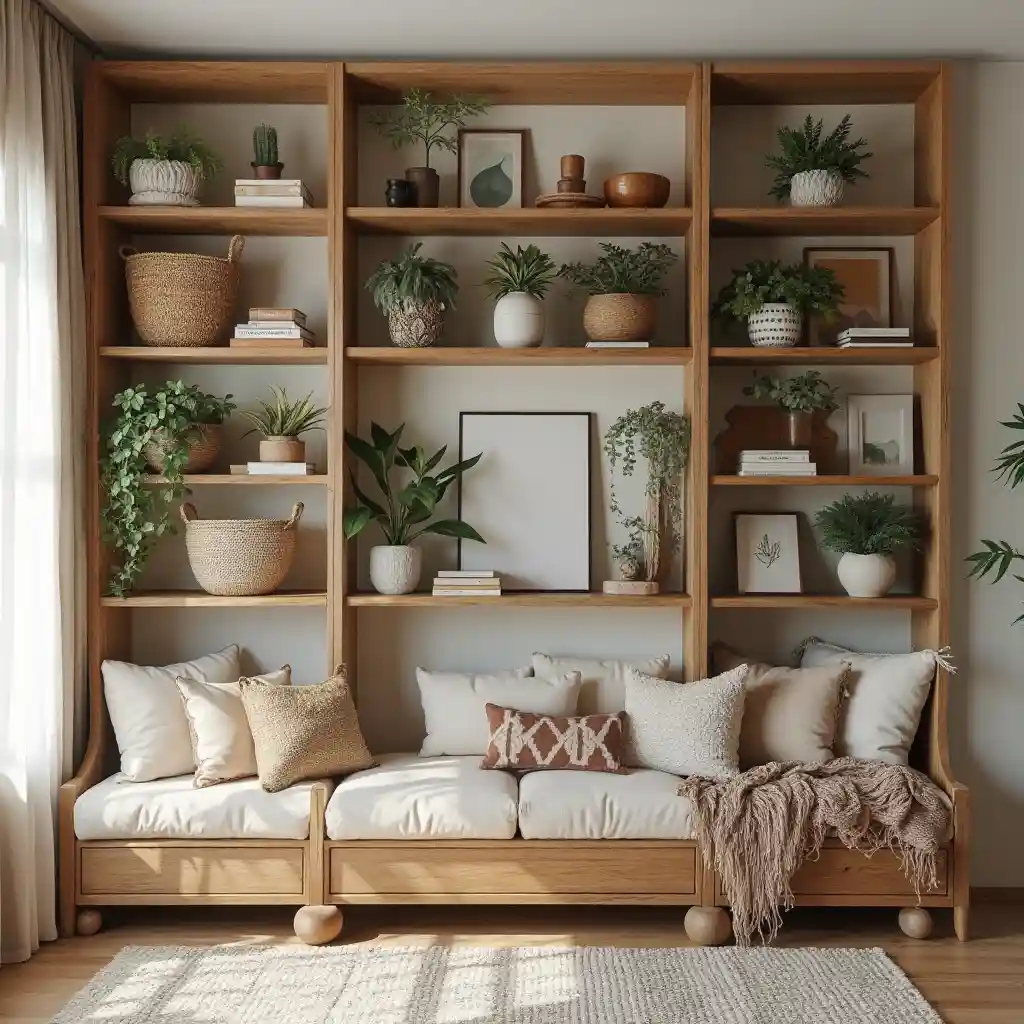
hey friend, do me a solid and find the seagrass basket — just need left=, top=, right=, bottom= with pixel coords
left=120, top=235, right=244, bottom=347
left=143, top=424, right=223, bottom=474
left=180, top=501, right=303, bottom=596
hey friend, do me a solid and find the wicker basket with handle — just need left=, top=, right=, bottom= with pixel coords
left=180, top=501, right=303, bottom=596
left=120, top=235, right=244, bottom=348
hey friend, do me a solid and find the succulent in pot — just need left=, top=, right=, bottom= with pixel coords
left=743, top=370, right=839, bottom=449
left=111, top=127, right=222, bottom=207
left=343, top=423, right=485, bottom=595
left=713, top=259, right=843, bottom=348
left=367, top=243, right=459, bottom=348
left=251, top=122, right=284, bottom=180
left=483, top=243, right=558, bottom=349
left=559, top=242, right=678, bottom=343
left=766, top=114, right=872, bottom=207
left=814, top=491, right=922, bottom=597
left=242, top=386, right=328, bottom=465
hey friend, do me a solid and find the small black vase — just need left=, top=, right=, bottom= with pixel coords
left=385, top=178, right=415, bottom=208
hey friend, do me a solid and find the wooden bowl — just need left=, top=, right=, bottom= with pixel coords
left=603, top=172, right=671, bottom=208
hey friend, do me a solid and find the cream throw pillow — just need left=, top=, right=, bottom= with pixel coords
left=532, top=652, right=671, bottom=715
left=711, top=642, right=847, bottom=768
left=102, top=645, right=241, bottom=782
left=176, top=666, right=291, bottom=788
left=624, top=665, right=749, bottom=779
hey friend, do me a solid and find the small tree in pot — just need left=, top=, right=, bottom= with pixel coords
left=484, top=243, right=558, bottom=349
left=242, top=387, right=328, bottom=464
left=743, top=370, right=839, bottom=449
left=367, top=243, right=459, bottom=348
left=111, top=127, right=222, bottom=206
left=251, top=123, right=284, bottom=180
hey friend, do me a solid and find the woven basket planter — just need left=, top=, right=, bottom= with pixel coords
left=180, top=502, right=303, bottom=596
left=120, top=235, right=244, bottom=348
left=143, top=424, right=223, bottom=474
left=583, top=293, right=656, bottom=342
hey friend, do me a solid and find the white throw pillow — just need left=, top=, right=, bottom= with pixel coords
left=798, top=639, right=939, bottom=765
left=102, top=646, right=241, bottom=782
left=625, top=665, right=749, bottom=779
left=532, top=652, right=671, bottom=715
left=176, top=666, right=291, bottom=788
left=416, top=667, right=581, bottom=756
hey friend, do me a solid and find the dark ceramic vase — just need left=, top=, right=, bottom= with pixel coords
left=405, top=166, right=440, bottom=208
left=788, top=410, right=814, bottom=449
left=385, top=178, right=415, bottom=208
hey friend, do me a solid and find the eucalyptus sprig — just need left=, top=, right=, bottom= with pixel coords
left=766, top=114, right=872, bottom=201
left=559, top=243, right=677, bottom=297
left=712, top=259, right=844, bottom=320
left=743, top=370, right=839, bottom=414
left=111, top=127, right=222, bottom=186
left=815, top=492, right=922, bottom=556
left=484, top=243, right=558, bottom=299
left=242, top=387, right=327, bottom=439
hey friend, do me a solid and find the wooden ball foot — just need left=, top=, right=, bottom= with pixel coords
left=684, top=906, right=732, bottom=946
left=76, top=909, right=102, bottom=936
left=898, top=907, right=933, bottom=939
left=294, top=905, right=343, bottom=945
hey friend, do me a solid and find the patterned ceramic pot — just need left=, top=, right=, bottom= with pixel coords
left=369, top=545, right=422, bottom=595
left=747, top=303, right=802, bottom=347
left=128, top=159, right=203, bottom=207
left=583, top=293, right=656, bottom=342
left=387, top=301, right=446, bottom=348
left=789, top=169, right=844, bottom=207
left=493, top=292, right=545, bottom=348
left=837, top=553, right=896, bottom=598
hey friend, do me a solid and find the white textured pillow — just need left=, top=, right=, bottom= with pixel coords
left=176, top=666, right=291, bottom=788
left=532, top=652, right=671, bottom=715
left=416, top=667, right=581, bottom=756
left=103, top=646, right=241, bottom=782
left=625, top=665, right=749, bottom=779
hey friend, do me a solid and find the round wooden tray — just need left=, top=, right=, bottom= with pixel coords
left=535, top=193, right=606, bottom=209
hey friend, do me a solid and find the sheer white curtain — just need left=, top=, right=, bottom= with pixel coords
left=0, top=0, right=87, bottom=964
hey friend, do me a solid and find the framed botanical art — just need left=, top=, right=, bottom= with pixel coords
left=847, top=394, right=915, bottom=475
left=735, top=513, right=802, bottom=594
left=803, top=247, right=895, bottom=346
left=458, top=129, right=525, bottom=209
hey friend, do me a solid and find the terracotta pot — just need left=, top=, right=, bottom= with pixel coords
left=787, top=410, right=814, bottom=448
left=259, top=436, right=306, bottom=463
left=144, top=423, right=222, bottom=474
left=387, top=300, right=446, bottom=348
left=603, top=172, right=671, bottom=208
left=583, top=293, right=656, bottom=342
left=251, top=162, right=284, bottom=180
left=405, top=166, right=439, bottom=208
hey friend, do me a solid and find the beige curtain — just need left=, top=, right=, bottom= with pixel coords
left=0, top=0, right=87, bottom=964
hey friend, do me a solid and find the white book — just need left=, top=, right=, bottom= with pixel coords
left=234, top=195, right=311, bottom=208
left=234, top=184, right=310, bottom=197
left=738, top=467, right=817, bottom=476
left=436, top=570, right=497, bottom=578
left=433, top=581, right=502, bottom=589
left=837, top=326, right=911, bottom=338
left=739, top=450, right=810, bottom=462
left=585, top=341, right=651, bottom=348
left=234, top=325, right=313, bottom=339
left=432, top=589, right=502, bottom=597
left=246, top=462, right=315, bottom=476
left=235, top=178, right=306, bottom=187
left=248, top=307, right=307, bottom=325
left=837, top=340, right=914, bottom=349
left=247, top=320, right=304, bottom=329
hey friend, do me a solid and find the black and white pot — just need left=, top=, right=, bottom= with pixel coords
left=128, top=159, right=202, bottom=207
left=387, top=300, right=446, bottom=348
left=789, top=169, right=844, bottom=207
left=747, top=303, right=802, bottom=348
left=837, top=553, right=896, bottom=598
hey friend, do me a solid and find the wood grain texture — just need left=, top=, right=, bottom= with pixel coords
left=347, top=592, right=692, bottom=608
left=100, top=590, right=328, bottom=608
left=712, top=474, right=938, bottom=487
left=101, top=346, right=328, bottom=365
left=98, top=206, right=328, bottom=236
left=711, top=207, right=939, bottom=237
left=144, top=475, right=330, bottom=486
left=711, top=595, right=939, bottom=610
left=710, top=347, right=938, bottom=366
left=345, top=347, right=693, bottom=366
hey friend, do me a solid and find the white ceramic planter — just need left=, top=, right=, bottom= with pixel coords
left=837, top=552, right=896, bottom=598
left=128, top=159, right=203, bottom=206
left=747, top=303, right=802, bottom=347
left=789, top=169, right=844, bottom=207
left=369, top=545, right=422, bottom=595
left=493, top=292, right=545, bottom=348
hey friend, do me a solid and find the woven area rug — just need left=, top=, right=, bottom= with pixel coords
left=52, top=944, right=943, bottom=1023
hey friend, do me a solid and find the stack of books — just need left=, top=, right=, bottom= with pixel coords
left=234, top=179, right=313, bottom=208
left=737, top=450, right=817, bottom=477
left=230, top=308, right=314, bottom=349
left=432, top=570, right=502, bottom=597
left=836, top=327, right=912, bottom=349
left=585, top=341, right=650, bottom=349
left=230, top=463, right=316, bottom=476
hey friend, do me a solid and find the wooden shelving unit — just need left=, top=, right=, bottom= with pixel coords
left=98, top=206, right=329, bottom=236
left=712, top=474, right=938, bottom=487
left=711, top=594, right=938, bottom=611
left=710, top=347, right=937, bottom=366
left=345, top=347, right=693, bottom=366
left=144, top=474, right=330, bottom=486
left=347, top=592, right=692, bottom=608
left=101, top=346, right=328, bottom=365
left=711, top=207, right=938, bottom=237
left=100, top=590, right=328, bottom=608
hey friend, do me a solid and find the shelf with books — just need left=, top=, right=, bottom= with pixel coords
left=711, top=594, right=938, bottom=611
left=100, top=590, right=328, bottom=608
left=710, top=207, right=939, bottom=237
left=347, top=591, right=692, bottom=608
left=101, top=346, right=328, bottom=365
left=98, top=206, right=329, bottom=236
left=143, top=474, right=330, bottom=486
left=710, top=347, right=938, bottom=366
left=345, top=347, right=693, bottom=367
left=713, top=474, right=938, bottom=487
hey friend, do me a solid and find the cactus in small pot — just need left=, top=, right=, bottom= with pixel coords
left=252, top=122, right=283, bottom=180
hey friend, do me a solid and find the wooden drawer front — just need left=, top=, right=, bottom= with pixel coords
left=329, top=843, right=697, bottom=898
left=790, top=848, right=948, bottom=897
left=81, top=846, right=305, bottom=896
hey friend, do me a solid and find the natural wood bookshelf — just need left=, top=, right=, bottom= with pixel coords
left=100, top=346, right=329, bottom=365
left=710, top=207, right=938, bottom=237
left=710, top=347, right=937, bottom=366
left=345, top=347, right=693, bottom=367
left=347, top=592, right=692, bottom=608
left=144, top=475, right=330, bottom=486
left=100, top=590, right=328, bottom=608
left=711, top=594, right=939, bottom=611
left=712, top=474, right=938, bottom=488
left=98, top=206, right=329, bottom=236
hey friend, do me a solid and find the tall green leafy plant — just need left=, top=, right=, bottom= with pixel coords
left=560, top=243, right=677, bottom=296
left=111, top=127, right=222, bottom=185
left=713, top=260, right=844, bottom=320
left=815, top=492, right=922, bottom=555
left=766, top=114, right=872, bottom=201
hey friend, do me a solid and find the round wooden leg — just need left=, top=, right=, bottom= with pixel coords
left=76, top=909, right=102, bottom=936
left=684, top=906, right=732, bottom=946
left=898, top=907, right=933, bottom=939
left=293, top=905, right=343, bottom=945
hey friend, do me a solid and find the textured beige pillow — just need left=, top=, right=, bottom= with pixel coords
left=176, top=666, right=291, bottom=788
left=531, top=652, right=671, bottom=715
left=239, top=668, right=374, bottom=792
left=711, top=642, right=847, bottom=768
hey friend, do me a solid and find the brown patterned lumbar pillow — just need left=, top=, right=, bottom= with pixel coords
left=239, top=667, right=374, bottom=792
left=481, top=703, right=628, bottom=773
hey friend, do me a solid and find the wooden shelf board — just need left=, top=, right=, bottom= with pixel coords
left=101, top=346, right=328, bottom=365
left=101, top=590, right=328, bottom=608
left=347, top=591, right=692, bottom=608
left=98, top=206, right=329, bottom=236
left=713, top=474, right=938, bottom=487
left=711, top=207, right=939, bottom=237
left=347, top=207, right=692, bottom=237
left=346, top=346, right=693, bottom=366
left=711, top=346, right=938, bottom=366
left=144, top=475, right=329, bottom=486
left=711, top=594, right=938, bottom=610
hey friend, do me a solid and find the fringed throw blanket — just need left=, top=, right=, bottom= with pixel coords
left=679, top=757, right=951, bottom=946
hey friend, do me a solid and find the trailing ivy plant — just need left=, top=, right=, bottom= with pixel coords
left=111, top=127, right=223, bottom=185
left=712, top=259, right=844, bottom=321
left=366, top=243, right=459, bottom=314
left=101, top=381, right=235, bottom=598
left=815, top=492, right=922, bottom=556
left=559, top=243, right=677, bottom=296
left=484, top=243, right=558, bottom=299
left=743, top=370, right=839, bottom=414
left=765, top=114, right=872, bottom=201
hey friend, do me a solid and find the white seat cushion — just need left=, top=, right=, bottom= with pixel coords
left=74, top=773, right=329, bottom=841
left=518, top=768, right=694, bottom=840
left=325, top=753, right=518, bottom=840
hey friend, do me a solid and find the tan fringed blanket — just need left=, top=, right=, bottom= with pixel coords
left=679, top=757, right=951, bottom=945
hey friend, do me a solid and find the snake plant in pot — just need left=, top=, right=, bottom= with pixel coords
left=367, top=243, right=459, bottom=348
left=484, top=243, right=559, bottom=348
left=343, top=423, right=486, bottom=594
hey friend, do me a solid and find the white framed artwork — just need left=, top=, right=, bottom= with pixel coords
left=458, top=412, right=592, bottom=591
left=847, top=394, right=915, bottom=475
left=736, top=513, right=802, bottom=594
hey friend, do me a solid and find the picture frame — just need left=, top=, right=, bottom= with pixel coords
left=457, top=129, right=526, bottom=209
left=803, top=247, right=895, bottom=347
left=458, top=411, right=592, bottom=591
left=735, top=513, right=802, bottom=594
left=847, top=394, right=915, bottom=475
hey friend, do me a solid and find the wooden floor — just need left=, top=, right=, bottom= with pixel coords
left=1, top=904, right=1022, bottom=1023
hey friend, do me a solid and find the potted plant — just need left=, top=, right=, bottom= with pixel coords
left=369, top=88, right=490, bottom=207
left=101, top=381, right=236, bottom=597
left=814, top=491, right=922, bottom=597
left=343, top=423, right=486, bottom=594
left=111, top=127, right=222, bottom=206
left=251, top=122, right=284, bottom=180
left=559, top=242, right=678, bottom=344
left=483, top=243, right=558, bottom=349
left=242, top=387, right=328, bottom=464
left=712, top=259, right=843, bottom=348
left=367, top=243, right=459, bottom=348
left=603, top=401, right=691, bottom=591
left=766, top=114, right=872, bottom=207
left=743, top=370, right=839, bottom=448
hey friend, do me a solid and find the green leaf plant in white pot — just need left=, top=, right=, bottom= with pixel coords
left=484, top=243, right=558, bottom=349
left=111, top=126, right=222, bottom=207
left=343, top=423, right=486, bottom=595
